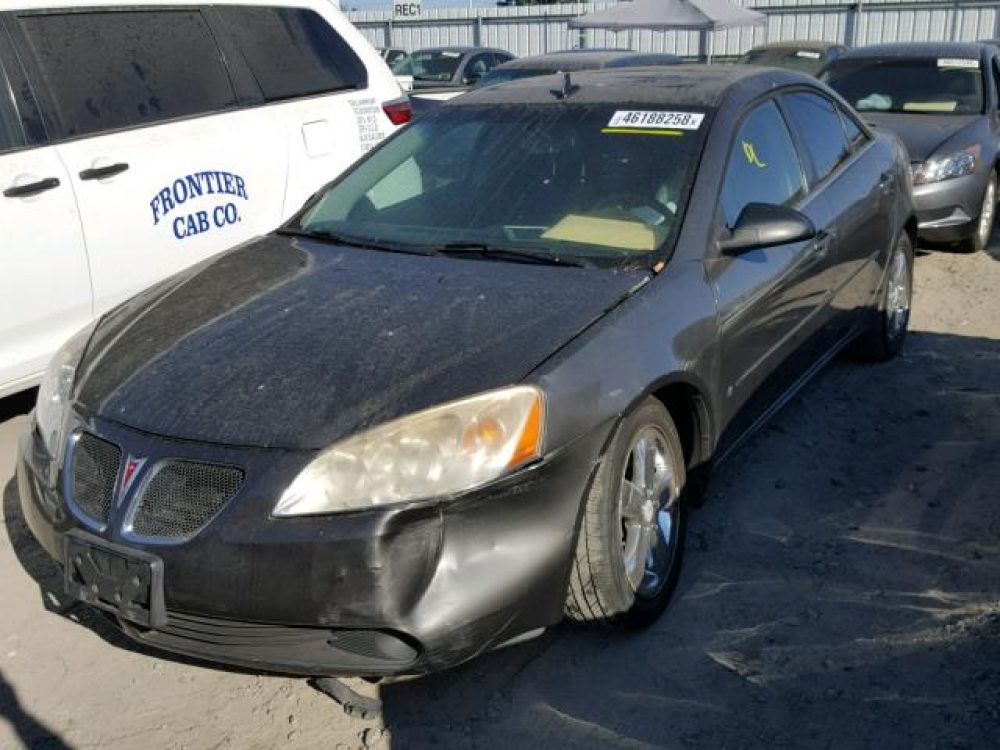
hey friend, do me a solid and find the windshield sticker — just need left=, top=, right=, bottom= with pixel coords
left=938, top=58, right=979, bottom=69
left=796, top=50, right=822, bottom=59
left=350, top=97, right=387, bottom=152
left=742, top=141, right=767, bottom=169
left=441, top=51, right=462, bottom=58
left=150, top=170, right=248, bottom=241
left=607, top=110, right=704, bottom=130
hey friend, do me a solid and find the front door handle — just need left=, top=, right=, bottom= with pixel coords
left=3, top=177, right=61, bottom=198
left=79, top=162, right=129, bottom=181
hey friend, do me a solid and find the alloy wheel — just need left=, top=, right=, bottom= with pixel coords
left=618, top=425, right=679, bottom=599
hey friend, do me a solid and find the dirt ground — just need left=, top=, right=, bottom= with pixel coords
left=1, top=243, right=998, bottom=750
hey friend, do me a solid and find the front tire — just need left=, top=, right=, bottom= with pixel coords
left=565, top=398, right=686, bottom=628
left=853, top=231, right=913, bottom=361
left=963, top=170, right=996, bottom=253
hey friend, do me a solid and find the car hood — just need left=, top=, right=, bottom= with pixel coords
left=76, top=235, right=649, bottom=450
left=862, top=112, right=982, bottom=162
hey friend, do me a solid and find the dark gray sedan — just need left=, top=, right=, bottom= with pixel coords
left=18, top=66, right=914, bottom=680
left=409, top=45, right=514, bottom=89
left=824, top=42, right=1000, bottom=251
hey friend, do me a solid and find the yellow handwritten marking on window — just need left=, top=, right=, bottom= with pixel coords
left=601, top=128, right=683, bottom=137
left=742, top=140, right=767, bottom=168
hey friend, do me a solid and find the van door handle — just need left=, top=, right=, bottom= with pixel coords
left=79, top=162, right=129, bottom=180
left=3, top=177, right=61, bottom=198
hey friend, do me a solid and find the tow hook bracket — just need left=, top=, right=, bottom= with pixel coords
left=309, top=676, right=382, bottom=720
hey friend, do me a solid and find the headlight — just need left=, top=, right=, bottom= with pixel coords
left=274, top=385, right=545, bottom=516
left=35, top=322, right=96, bottom=457
left=913, top=144, right=980, bottom=185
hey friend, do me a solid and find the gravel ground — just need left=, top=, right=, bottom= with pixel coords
left=1, top=244, right=998, bottom=750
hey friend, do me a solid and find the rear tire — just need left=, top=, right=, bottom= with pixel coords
left=962, top=170, right=996, bottom=253
left=565, top=398, right=686, bottom=628
left=853, top=232, right=913, bottom=361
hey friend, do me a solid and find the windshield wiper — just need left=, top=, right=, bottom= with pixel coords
left=277, top=228, right=434, bottom=257
left=437, top=242, right=587, bottom=268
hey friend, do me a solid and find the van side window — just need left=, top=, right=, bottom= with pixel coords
left=17, top=10, right=236, bottom=139
left=0, top=69, right=23, bottom=152
left=216, top=7, right=367, bottom=101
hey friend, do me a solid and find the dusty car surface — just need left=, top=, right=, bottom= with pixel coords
left=824, top=42, right=1000, bottom=251
left=737, top=40, right=846, bottom=76
left=18, top=66, right=915, bottom=679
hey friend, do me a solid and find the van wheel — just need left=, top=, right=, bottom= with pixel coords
left=964, top=170, right=996, bottom=252
left=853, top=232, right=913, bottom=361
left=565, top=398, right=686, bottom=628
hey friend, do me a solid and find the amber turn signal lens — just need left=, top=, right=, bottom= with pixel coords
left=508, top=394, right=543, bottom=470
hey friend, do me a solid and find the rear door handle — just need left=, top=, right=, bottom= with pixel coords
left=79, top=162, right=129, bottom=181
left=3, top=177, right=61, bottom=198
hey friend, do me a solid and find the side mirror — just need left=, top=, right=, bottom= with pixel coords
left=718, top=203, right=816, bottom=255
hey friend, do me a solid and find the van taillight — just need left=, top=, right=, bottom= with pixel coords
left=383, top=98, right=413, bottom=125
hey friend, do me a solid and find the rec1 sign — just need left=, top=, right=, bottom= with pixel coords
left=393, top=1, right=420, bottom=18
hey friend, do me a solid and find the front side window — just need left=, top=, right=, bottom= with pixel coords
left=291, top=104, right=709, bottom=265
left=781, top=92, right=850, bottom=182
left=18, top=10, right=236, bottom=138
left=824, top=58, right=985, bottom=115
left=720, top=100, right=806, bottom=228
left=217, top=7, right=366, bottom=101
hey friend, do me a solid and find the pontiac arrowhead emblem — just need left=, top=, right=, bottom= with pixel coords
left=119, top=455, right=147, bottom=502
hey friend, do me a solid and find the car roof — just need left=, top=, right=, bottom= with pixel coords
left=5, top=0, right=325, bottom=8
left=413, top=46, right=504, bottom=55
left=495, top=50, right=678, bottom=71
left=837, top=42, right=989, bottom=60
left=747, top=40, right=843, bottom=52
left=451, top=65, right=812, bottom=109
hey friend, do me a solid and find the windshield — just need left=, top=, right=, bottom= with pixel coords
left=738, top=48, right=826, bottom=75
left=291, top=105, right=708, bottom=266
left=411, top=50, right=464, bottom=82
left=824, top=58, right=985, bottom=115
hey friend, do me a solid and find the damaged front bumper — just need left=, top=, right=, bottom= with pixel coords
left=16, top=413, right=608, bottom=677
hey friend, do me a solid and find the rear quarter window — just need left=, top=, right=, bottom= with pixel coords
left=16, top=9, right=237, bottom=138
left=216, top=6, right=367, bottom=102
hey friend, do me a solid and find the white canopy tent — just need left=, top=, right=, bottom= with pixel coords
left=569, top=0, right=767, bottom=62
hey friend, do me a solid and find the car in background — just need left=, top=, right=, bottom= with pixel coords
left=0, top=0, right=408, bottom=400
left=479, top=49, right=682, bottom=88
left=410, top=46, right=515, bottom=90
left=824, top=42, right=1000, bottom=251
left=19, top=65, right=915, bottom=680
left=737, top=41, right=846, bottom=76
left=379, top=46, right=414, bottom=91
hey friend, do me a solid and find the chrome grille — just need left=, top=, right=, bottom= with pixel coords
left=71, top=433, right=121, bottom=525
left=129, top=461, right=244, bottom=540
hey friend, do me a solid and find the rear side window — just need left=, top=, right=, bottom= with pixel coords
left=781, top=92, right=850, bottom=182
left=17, top=10, right=237, bottom=138
left=217, top=7, right=367, bottom=101
left=720, top=100, right=805, bottom=228
left=839, top=107, right=866, bottom=147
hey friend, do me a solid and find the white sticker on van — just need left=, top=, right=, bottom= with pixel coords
left=350, top=97, right=387, bottom=153
left=150, top=170, right=249, bottom=241
left=606, top=110, right=704, bottom=130
left=938, top=58, right=979, bottom=69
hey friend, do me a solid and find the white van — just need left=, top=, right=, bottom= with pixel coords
left=0, top=0, right=408, bottom=398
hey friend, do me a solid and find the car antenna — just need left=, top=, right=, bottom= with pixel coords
left=550, top=71, right=579, bottom=100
